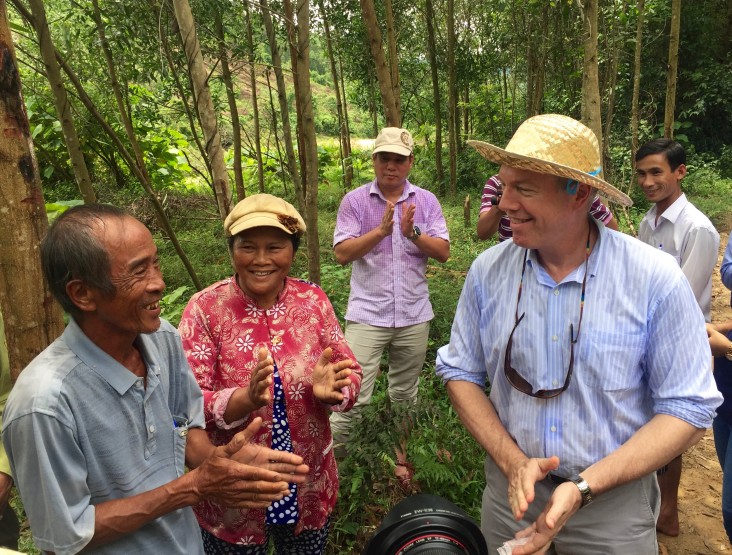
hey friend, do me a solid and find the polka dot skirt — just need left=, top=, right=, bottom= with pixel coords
left=266, top=363, right=299, bottom=526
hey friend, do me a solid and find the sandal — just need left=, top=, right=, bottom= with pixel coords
left=395, top=460, right=415, bottom=492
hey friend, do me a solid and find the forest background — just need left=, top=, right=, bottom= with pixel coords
left=1, top=0, right=732, bottom=552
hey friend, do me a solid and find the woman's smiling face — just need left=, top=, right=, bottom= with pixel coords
left=231, top=226, right=295, bottom=309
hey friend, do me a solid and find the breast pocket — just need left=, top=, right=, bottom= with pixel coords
left=172, top=416, right=189, bottom=476
left=579, top=329, right=646, bottom=391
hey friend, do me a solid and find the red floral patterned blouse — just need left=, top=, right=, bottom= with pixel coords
left=178, top=276, right=362, bottom=545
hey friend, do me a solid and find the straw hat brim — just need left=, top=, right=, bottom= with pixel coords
left=468, top=140, right=632, bottom=207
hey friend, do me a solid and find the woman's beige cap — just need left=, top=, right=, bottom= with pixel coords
left=224, top=194, right=306, bottom=237
left=467, top=114, right=632, bottom=207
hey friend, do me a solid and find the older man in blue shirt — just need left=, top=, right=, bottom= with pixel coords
left=436, top=114, right=722, bottom=554
left=2, top=204, right=308, bottom=555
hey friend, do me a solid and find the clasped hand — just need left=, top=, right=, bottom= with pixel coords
left=192, top=417, right=309, bottom=509
left=506, top=455, right=582, bottom=554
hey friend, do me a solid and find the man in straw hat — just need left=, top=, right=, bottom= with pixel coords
left=636, top=138, right=719, bottom=537
left=331, top=127, right=450, bottom=481
left=436, top=114, right=721, bottom=553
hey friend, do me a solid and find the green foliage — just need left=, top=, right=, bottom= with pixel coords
left=160, top=286, right=192, bottom=327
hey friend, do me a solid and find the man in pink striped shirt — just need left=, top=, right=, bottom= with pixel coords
left=330, top=128, right=450, bottom=478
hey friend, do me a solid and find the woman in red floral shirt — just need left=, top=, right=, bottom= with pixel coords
left=179, top=194, right=362, bottom=554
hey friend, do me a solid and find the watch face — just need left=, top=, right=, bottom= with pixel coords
left=413, top=225, right=421, bottom=237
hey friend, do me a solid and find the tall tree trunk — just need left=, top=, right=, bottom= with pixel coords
left=283, top=0, right=307, bottom=190
left=243, top=1, right=264, bottom=194
left=214, top=7, right=245, bottom=202
left=580, top=0, right=603, bottom=163
left=463, top=84, right=469, bottom=139
left=173, top=0, right=232, bottom=219
left=86, top=0, right=201, bottom=289
left=318, top=0, right=352, bottom=190
left=631, top=0, right=645, bottom=180
left=18, top=0, right=201, bottom=290
left=293, top=0, right=321, bottom=284
left=27, top=0, right=95, bottom=204
left=260, top=0, right=305, bottom=213
left=153, top=1, right=211, bottom=181
left=339, top=58, right=353, bottom=187
left=265, top=67, right=288, bottom=194
left=664, top=0, right=681, bottom=139
left=0, top=0, right=64, bottom=379
left=602, top=0, right=627, bottom=177
left=383, top=0, right=401, bottom=119
left=447, top=0, right=457, bottom=194
left=360, top=0, right=400, bottom=126
left=424, top=0, right=443, bottom=193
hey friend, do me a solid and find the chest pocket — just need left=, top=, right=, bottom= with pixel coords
left=578, top=329, right=646, bottom=391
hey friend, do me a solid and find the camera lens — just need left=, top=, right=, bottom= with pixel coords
left=362, top=494, right=487, bottom=555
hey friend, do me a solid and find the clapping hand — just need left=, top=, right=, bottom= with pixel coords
left=379, top=202, right=395, bottom=237
left=248, top=347, right=274, bottom=408
left=192, top=418, right=308, bottom=508
left=312, top=347, right=354, bottom=405
left=401, top=203, right=416, bottom=237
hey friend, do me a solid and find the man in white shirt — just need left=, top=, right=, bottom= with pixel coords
left=636, top=138, right=720, bottom=536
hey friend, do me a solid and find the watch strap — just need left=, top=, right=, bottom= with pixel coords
left=570, top=474, right=593, bottom=507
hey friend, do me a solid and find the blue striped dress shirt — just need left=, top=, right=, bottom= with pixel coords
left=436, top=222, right=722, bottom=477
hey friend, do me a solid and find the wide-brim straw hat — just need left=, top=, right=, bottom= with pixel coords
left=467, top=114, right=632, bottom=207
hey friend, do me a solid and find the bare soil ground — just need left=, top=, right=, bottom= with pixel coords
left=660, top=230, right=732, bottom=555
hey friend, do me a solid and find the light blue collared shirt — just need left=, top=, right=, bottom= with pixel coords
left=436, top=223, right=722, bottom=477
left=3, top=318, right=205, bottom=555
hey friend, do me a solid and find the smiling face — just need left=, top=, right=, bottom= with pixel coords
left=372, top=151, right=414, bottom=196
left=231, top=226, right=295, bottom=308
left=496, top=166, right=575, bottom=251
left=80, top=216, right=166, bottom=341
left=636, top=153, right=686, bottom=214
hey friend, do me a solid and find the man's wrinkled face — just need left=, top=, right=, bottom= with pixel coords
left=90, top=217, right=166, bottom=338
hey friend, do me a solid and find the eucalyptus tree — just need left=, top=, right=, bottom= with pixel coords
left=0, top=0, right=64, bottom=378
left=27, top=0, right=95, bottom=203
left=663, top=0, right=680, bottom=139
left=173, top=0, right=232, bottom=218
left=317, top=0, right=353, bottom=190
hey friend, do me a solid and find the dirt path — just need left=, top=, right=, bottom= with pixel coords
left=660, top=230, right=732, bottom=555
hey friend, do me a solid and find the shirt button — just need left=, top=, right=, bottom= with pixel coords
left=552, top=335, right=558, bottom=341
left=550, top=425, right=557, bottom=432
left=552, top=380, right=559, bottom=386
left=554, top=289, right=560, bottom=296
left=149, top=425, right=156, bottom=433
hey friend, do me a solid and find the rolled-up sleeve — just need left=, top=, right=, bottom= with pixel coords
left=436, top=265, right=488, bottom=387
left=645, top=273, right=722, bottom=428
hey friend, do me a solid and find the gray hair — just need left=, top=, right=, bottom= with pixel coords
left=41, top=204, right=128, bottom=316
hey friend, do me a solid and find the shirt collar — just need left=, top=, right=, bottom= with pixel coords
left=657, top=193, right=688, bottom=224
left=63, top=318, right=161, bottom=395
left=369, top=179, right=415, bottom=202
left=526, top=219, right=602, bottom=286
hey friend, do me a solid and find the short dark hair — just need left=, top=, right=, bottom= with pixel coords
left=227, top=230, right=301, bottom=253
left=41, top=204, right=128, bottom=316
left=635, top=139, right=686, bottom=171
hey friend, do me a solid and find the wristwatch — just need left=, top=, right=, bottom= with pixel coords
left=570, top=474, right=593, bottom=508
left=725, top=342, right=732, bottom=362
left=408, top=225, right=422, bottom=241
